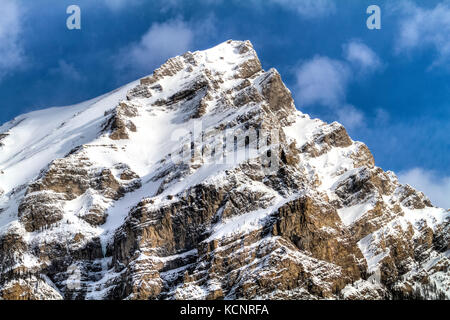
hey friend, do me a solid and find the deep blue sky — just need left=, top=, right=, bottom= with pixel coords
left=1, top=0, right=449, bottom=206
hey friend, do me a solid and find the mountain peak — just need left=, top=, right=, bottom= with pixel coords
left=139, top=39, right=260, bottom=85
left=0, top=41, right=448, bottom=300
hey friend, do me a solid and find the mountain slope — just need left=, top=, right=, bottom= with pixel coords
left=0, top=40, right=448, bottom=300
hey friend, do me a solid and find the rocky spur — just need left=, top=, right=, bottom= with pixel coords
left=179, top=304, right=215, bottom=318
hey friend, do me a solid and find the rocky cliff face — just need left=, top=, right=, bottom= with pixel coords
left=0, top=40, right=448, bottom=300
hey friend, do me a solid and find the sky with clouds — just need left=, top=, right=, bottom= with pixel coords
left=0, top=0, right=449, bottom=208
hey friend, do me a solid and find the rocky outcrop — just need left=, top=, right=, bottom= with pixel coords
left=273, top=196, right=367, bottom=282
left=301, top=123, right=353, bottom=158
left=18, top=149, right=141, bottom=232
left=19, top=192, right=66, bottom=232
left=105, top=102, right=139, bottom=140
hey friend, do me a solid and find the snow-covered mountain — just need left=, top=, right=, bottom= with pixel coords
left=0, top=40, right=448, bottom=300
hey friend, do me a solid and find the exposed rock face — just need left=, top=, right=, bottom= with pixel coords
left=105, top=102, right=139, bottom=140
left=18, top=149, right=142, bottom=232
left=0, top=133, right=8, bottom=147
left=0, top=40, right=448, bottom=300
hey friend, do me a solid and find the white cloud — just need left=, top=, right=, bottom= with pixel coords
left=0, top=0, right=25, bottom=80
left=336, top=104, right=365, bottom=129
left=295, top=56, right=351, bottom=107
left=158, top=0, right=334, bottom=17
left=115, top=17, right=216, bottom=80
left=294, top=41, right=383, bottom=129
left=49, top=60, right=85, bottom=82
left=161, top=0, right=222, bottom=9
left=343, top=40, right=383, bottom=74
left=116, top=19, right=195, bottom=76
left=394, top=1, right=450, bottom=68
left=102, top=0, right=334, bottom=17
left=102, top=0, right=142, bottom=11
left=268, top=0, right=336, bottom=18
left=374, top=108, right=390, bottom=125
left=398, top=168, right=450, bottom=209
